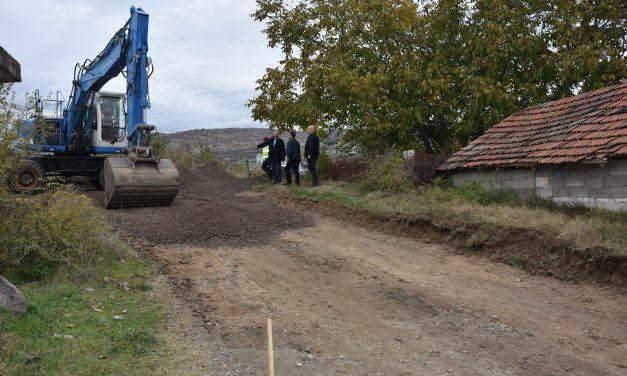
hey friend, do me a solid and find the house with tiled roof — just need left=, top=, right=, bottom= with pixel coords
left=439, top=81, right=627, bottom=211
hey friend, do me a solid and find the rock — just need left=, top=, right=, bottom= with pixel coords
left=63, top=335, right=74, bottom=341
left=0, top=275, right=27, bottom=315
left=117, top=281, right=130, bottom=291
left=122, top=309, right=128, bottom=314
left=53, top=333, right=62, bottom=338
left=84, top=287, right=94, bottom=292
left=296, top=362, right=303, bottom=367
left=112, top=315, right=124, bottom=320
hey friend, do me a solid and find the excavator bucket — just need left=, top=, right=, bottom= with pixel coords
left=103, top=157, right=179, bottom=209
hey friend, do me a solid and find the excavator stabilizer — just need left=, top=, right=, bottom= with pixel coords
left=104, top=157, right=179, bottom=209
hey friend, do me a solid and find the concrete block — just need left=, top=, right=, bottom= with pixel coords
left=608, top=159, right=627, bottom=175
left=536, top=186, right=553, bottom=198
left=516, top=188, right=535, bottom=199
left=552, top=196, right=570, bottom=203
left=605, top=175, right=627, bottom=187
left=517, top=179, right=536, bottom=189
left=586, top=165, right=609, bottom=177
left=595, top=202, right=627, bottom=211
left=588, top=187, right=611, bottom=198
left=570, top=187, right=590, bottom=199
left=583, top=176, right=604, bottom=187
left=566, top=165, right=589, bottom=177
left=554, top=186, right=572, bottom=197
left=593, top=197, right=612, bottom=203
left=534, top=166, right=557, bottom=178
left=535, top=176, right=549, bottom=187
left=610, top=186, right=627, bottom=198
left=565, top=176, right=584, bottom=187
left=505, top=169, right=532, bottom=181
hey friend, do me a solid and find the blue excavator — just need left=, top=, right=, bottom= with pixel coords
left=11, top=6, right=179, bottom=208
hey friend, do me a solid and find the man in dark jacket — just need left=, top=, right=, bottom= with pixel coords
left=263, top=130, right=285, bottom=184
left=304, top=125, right=320, bottom=187
left=284, top=130, right=301, bottom=186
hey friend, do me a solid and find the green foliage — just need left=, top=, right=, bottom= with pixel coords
left=451, top=182, right=515, bottom=205
left=148, top=131, right=171, bottom=159
left=0, top=84, right=34, bottom=184
left=0, top=190, right=127, bottom=280
left=315, top=149, right=332, bottom=178
left=358, top=152, right=412, bottom=193
left=249, top=0, right=626, bottom=153
left=173, top=143, right=224, bottom=169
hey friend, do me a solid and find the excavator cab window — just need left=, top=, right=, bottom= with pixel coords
left=99, top=97, right=125, bottom=143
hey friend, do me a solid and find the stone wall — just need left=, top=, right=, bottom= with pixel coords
left=449, top=159, right=627, bottom=211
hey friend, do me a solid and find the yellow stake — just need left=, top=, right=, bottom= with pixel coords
left=267, top=318, right=275, bottom=376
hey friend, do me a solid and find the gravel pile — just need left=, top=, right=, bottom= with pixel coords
left=90, top=163, right=313, bottom=247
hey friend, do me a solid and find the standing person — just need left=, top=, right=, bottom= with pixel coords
left=267, top=129, right=285, bottom=184
left=284, top=130, right=301, bottom=186
left=304, top=125, right=320, bottom=187
left=256, top=136, right=272, bottom=181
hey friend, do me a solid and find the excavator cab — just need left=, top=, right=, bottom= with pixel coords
left=90, top=93, right=127, bottom=154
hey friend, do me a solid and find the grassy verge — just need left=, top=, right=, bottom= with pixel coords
left=0, top=258, right=172, bottom=375
left=286, top=181, right=627, bottom=255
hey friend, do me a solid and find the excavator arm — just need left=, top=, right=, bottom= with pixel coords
left=64, top=6, right=178, bottom=208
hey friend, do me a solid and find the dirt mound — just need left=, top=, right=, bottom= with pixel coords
left=88, top=164, right=313, bottom=248
left=270, top=194, right=627, bottom=288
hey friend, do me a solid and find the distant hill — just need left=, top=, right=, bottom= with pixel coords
left=165, top=128, right=309, bottom=160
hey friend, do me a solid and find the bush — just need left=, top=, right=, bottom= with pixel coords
left=451, top=182, right=516, bottom=205
left=173, top=143, right=224, bottom=169
left=316, top=149, right=332, bottom=178
left=408, top=153, right=449, bottom=186
left=0, top=189, right=127, bottom=280
left=358, top=151, right=413, bottom=193
left=320, top=156, right=368, bottom=182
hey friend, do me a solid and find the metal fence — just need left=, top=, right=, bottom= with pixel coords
left=222, top=158, right=256, bottom=178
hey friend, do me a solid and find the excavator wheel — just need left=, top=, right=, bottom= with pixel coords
left=8, top=160, right=47, bottom=194
left=103, top=157, right=179, bottom=209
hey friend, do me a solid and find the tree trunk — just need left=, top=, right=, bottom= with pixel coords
left=0, top=275, right=27, bottom=315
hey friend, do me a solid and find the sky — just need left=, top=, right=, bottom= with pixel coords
left=0, top=0, right=282, bottom=133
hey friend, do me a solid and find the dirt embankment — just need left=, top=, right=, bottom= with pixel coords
left=262, top=193, right=627, bottom=288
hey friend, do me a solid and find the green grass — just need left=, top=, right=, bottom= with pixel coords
left=283, top=181, right=627, bottom=255
left=0, top=258, right=166, bottom=376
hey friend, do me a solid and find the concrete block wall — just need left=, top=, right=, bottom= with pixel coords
left=451, top=169, right=536, bottom=198
left=450, top=159, right=627, bottom=211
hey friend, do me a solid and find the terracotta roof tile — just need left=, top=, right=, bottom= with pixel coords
left=439, top=82, right=627, bottom=170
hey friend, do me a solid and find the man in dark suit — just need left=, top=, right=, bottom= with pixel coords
left=265, top=129, right=286, bottom=184
left=304, top=125, right=320, bottom=187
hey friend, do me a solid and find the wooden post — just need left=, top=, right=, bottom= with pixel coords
left=267, top=318, right=275, bottom=376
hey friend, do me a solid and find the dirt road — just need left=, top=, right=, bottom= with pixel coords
left=152, top=214, right=626, bottom=376
left=95, top=165, right=626, bottom=375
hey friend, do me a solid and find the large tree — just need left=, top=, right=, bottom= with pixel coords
left=248, top=0, right=626, bottom=153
